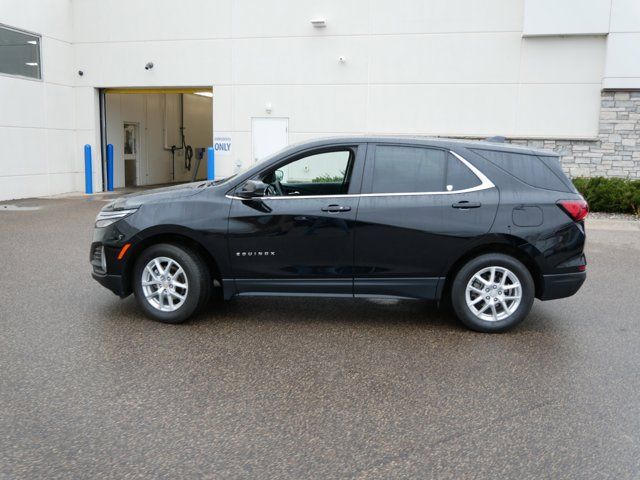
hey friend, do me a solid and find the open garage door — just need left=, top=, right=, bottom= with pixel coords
left=103, top=87, right=213, bottom=189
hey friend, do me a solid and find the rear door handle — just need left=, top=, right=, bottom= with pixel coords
left=452, top=201, right=481, bottom=209
left=321, top=204, right=351, bottom=213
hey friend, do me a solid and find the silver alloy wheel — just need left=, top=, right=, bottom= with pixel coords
left=465, top=266, right=522, bottom=322
left=141, top=256, right=189, bottom=312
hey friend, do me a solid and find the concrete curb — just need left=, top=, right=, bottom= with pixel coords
left=586, top=218, right=640, bottom=231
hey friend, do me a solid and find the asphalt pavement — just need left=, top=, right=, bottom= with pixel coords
left=1, top=195, right=639, bottom=479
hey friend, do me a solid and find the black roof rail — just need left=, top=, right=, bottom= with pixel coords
left=485, top=136, right=506, bottom=143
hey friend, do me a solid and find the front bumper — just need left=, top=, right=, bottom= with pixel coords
left=538, top=271, right=586, bottom=300
left=92, top=271, right=128, bottom=297
left=90, top=225, right=134, bottom=298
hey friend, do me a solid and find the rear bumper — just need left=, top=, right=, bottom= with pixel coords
left=538, top=272, right=586, bottom=301
left=92, top=272, right=128, bottom=297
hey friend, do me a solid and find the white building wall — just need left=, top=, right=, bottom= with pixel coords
left=523, top=0, right=611, bottom=36
left=0, top=0, right=96, bottom=200
left=70, top=0, right=611, bottom=180
left=1, top=0, right=639, bottom=199
left=604, top=0, right=640, bottom=89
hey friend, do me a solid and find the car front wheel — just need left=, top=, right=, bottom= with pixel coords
left=132, top=243, right=209, bottom=324
left=451, top=253, right=534, bottom=333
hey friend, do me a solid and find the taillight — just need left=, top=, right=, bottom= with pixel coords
left=557, top=199, right=589, bottom=222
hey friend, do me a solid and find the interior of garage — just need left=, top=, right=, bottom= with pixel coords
left=104, top=89, right=213, bottom=188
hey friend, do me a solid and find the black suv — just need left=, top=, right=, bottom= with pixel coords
left=91, top=137, right=587, bottom=332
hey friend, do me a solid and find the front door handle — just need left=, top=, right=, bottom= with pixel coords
left=321, top=204, right=351, bottom=213
left=452, top=201, right=481, bottom=209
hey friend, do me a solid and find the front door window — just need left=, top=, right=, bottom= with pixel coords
left=262, top=149, right=354, bottom=197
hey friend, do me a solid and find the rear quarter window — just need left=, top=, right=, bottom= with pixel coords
left=446, top=153, right=482, bottom=191
left=471, top=149, right=572, bottom=192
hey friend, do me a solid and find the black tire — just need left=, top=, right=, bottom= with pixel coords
left=132, top=243, right=210, bottom=324
left=450, top=253, right=534, bottom=333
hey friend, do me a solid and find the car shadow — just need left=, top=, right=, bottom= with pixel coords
left=99, top=292, right=565, bottom=340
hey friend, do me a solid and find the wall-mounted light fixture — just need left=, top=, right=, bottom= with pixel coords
left=310, top=18, right=326, bottom=28
left=265, top=102, right=273, bottom=114
left=144, top=62, right=154, bottom=70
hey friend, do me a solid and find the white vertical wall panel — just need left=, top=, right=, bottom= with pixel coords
left=0, top=0, right=73, bottom=42
left=370, top=0, right=524, bottom=34
left=73, top=87, right=101, bottom=193
left=603, top=0, right=640, bottom=89
left=520, top=36, right=606, bottom=83
left=42, top=37, right=74, bottom=85
left=0, top=174, right=50, bottom=200
left=74, top=87, right=98, bottom=129
left=369, top=33, right=522, bottom=84
left=0, top=127, right=47, bottom=176
left=232, top=85, right=367, bottom=133
left=523, top=0, right=611, bottom=36
left=609, top=0, right=640, bottom=32
left=603, top=33, right=640, bottom=89
left=213, top=86, right=233, bottom=131
left=231, top=0, right=369, bottom=37
left=46, top=129, right=76, bottom=174
left=232, top=37, right=369, bottom=85
left=0, top=0, right=77, bottom=200
left=74, top=40, right=232, bottom=87
left=72, top=0, right=232, bottom=43
left=516, top=84, right=601, bottom=137
left=44, top=84, right=75, bottom=130
left=367, top=85, right=518, bottom=136
left=0, top=76, right=45, bottom=128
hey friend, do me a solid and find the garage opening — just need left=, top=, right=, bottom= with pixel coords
left=103, top=87, right=213, bottom=189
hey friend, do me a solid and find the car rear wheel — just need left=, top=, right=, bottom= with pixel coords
left=451, top=253, right=534, bottom=333
left=132, top=243, right=210, bottom=324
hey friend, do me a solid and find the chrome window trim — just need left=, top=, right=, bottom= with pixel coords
left=226, top=150, right=495, bottom=201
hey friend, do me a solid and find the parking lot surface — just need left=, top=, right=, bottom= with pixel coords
left=1, top=196, right=639, bottom=479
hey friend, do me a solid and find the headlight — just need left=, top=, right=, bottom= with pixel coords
left=95, top=208, right=138, bottom=228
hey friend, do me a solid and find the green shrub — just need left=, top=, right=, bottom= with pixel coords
left=312, top=173, right=344, bottom=183
left=571, top=177, right=640, bottom=215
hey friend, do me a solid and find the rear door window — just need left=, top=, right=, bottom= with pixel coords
left=371, top=146, right=446, bottom=193
left=471, top=149, right=571, bottom=192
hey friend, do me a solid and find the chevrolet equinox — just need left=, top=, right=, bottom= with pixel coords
left=91, top=137, right=587, bottom=332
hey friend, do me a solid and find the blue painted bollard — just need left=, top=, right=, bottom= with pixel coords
left=207, top=146, right=215, bottom=180
left=84, top=144, right=93, bottom=194
left=106, top=144, right=114, bottom=191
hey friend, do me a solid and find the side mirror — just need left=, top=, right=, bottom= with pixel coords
left=237, top=180, right=268, bottom=199
left=275, top=169, right=284, bottom=181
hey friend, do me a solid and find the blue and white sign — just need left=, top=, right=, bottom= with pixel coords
left=213, top=132, right=233, bottom=156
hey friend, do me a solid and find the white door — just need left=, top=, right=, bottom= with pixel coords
left=252, top=117, right=288, bottom=164
left=123, top=122, right=139, bottom=187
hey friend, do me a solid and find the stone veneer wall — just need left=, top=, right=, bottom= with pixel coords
left=506, top=91, right=640, bottom=179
